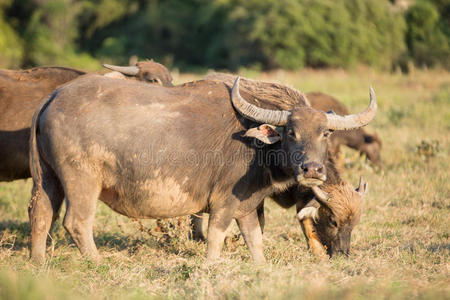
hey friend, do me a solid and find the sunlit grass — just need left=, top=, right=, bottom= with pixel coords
left=0, top=69, right=449, bottom=299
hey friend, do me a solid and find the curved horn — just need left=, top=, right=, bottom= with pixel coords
left=356, top=176, right=368, bottom=197
left=326, top=86, right=377, bottom=130
left=231, top=77, right=291, bottom=126
left=311, top=186, right=329, bottom=204
left=311, top=186, right=334, bottom=213
left=102, top=64, right=139, bottom=76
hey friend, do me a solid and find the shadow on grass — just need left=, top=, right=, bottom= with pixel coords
left=0, top=219, right=30, bottom=250
left=0, top=219, right=198, bottom=258
left=94, top=230, right=199, bottom=258
left=94, top=232, right=149, bottom=252
left=427, top=243, right=450, bottom=252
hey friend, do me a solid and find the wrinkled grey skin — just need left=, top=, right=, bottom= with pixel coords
left=29, top=75, right=338, bottom=264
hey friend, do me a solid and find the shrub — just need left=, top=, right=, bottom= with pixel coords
left=0, top=11, right=23, bottom=68
left=405, top=1, right=450, bottom=69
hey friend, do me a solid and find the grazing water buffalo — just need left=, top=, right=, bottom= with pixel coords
left=29, top=74, right=376, bottom=263
left=0, top=61, right=172, bottom=182
left=205, top=73, right=382, bottom=164
left=191, top=156, right=368, bottom=258
left=294, top=160, right=367, bottom=258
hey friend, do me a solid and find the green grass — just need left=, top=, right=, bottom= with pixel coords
left=0, top=68, right=449, bottom=299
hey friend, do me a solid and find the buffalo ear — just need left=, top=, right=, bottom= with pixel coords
left=356, top=176, right=368, bottom=198
left=244, top=124, right=282, bottom=144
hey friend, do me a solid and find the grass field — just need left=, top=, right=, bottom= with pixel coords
left=0, top=68, right=449, bottom=299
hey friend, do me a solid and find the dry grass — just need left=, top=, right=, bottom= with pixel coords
left=0, top=68, right=449, bottom=299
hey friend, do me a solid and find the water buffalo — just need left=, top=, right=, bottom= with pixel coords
left=0, top=60, right=172, bottom=182
left=102, top=60, right=173, bottom=86
left=296, top=175, right=367, bottom=258
left=0, top=67, right=85, bottom=181
left=205, top=73, right=382, bottom=165
left=191, top=156, right=368, bottom=258
left=184, top=73, right=372, bottom=257
left=28, top=75, right=376, bottom=263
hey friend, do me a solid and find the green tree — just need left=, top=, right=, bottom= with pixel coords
left=23, top=0, right=98, bottom=69
left=0, top=0, right=23, bottom=68
left=406, top=1, right=450, bottom=69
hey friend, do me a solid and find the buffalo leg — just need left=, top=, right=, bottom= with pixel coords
left=62, top=172, right=100, bottom=261
left=236, top=210, right=266, bottom=264
left=296, top=200, right=327, bottom=257
left=206, top=206, right=236, bottom=262
left=29, top=172, right=64, bottom=263
left=256, top=202, right=265, bottom=234
left=300, top=218, right=327, bottom=258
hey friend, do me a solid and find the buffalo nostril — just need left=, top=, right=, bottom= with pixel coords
left=317, top=165, right=324, bottom=174
left=300, top=163, right=308, bottom=172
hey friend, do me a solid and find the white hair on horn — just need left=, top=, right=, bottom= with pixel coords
left=296, top=207, right=318, bottom=222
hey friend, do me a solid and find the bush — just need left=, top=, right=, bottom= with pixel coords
left=405, top=1, right=450, bottom=69
left=0, top=12, right=23, bottom=69
left=0, top=0, right=448, bottom=71
left=22, top=0, right=98, bottom=69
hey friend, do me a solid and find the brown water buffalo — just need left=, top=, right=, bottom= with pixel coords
left=0, top=61, right=173, bottom=182
left=191, top=156, right=368, bottom=258
left=294, top=161, right=367, bottom=258
left=28, top=74, right=376, bottom=263
left=102, top=60, right=173, bottom=86
left=205, top=73, right=382, bottom=165
left=0, top=67, right=85, bottom=181
left=182, top=73, right=371, bottom=257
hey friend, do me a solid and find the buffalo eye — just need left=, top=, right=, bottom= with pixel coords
left=323, top=130, right=333, bottom=138
left=287, top=129, right=296, bottom=139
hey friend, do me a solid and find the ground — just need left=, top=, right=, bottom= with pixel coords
left=0, top=68, right=448, bottom=299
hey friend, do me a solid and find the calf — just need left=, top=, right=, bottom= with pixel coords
left=295, top=167, right=367, bottom=257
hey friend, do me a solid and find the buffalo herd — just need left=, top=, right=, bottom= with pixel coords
left=0, top=60, right=379, bottom=263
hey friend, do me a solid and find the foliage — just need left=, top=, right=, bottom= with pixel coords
left=405, top=0, right=450, bottom=69
left=0, top=0, right=23, bottom=69
left=416, top=139, right=441, bottom=160
left=0, top=0, right=448, bottom=70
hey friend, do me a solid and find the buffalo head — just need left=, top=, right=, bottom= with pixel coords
left=361, top=132, right=382, bottom=165
left=103, top=60, right=173, bottom=86
left=297, top=177, right=368, bottom=257
left=231, top=77, right=377, bottom=187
